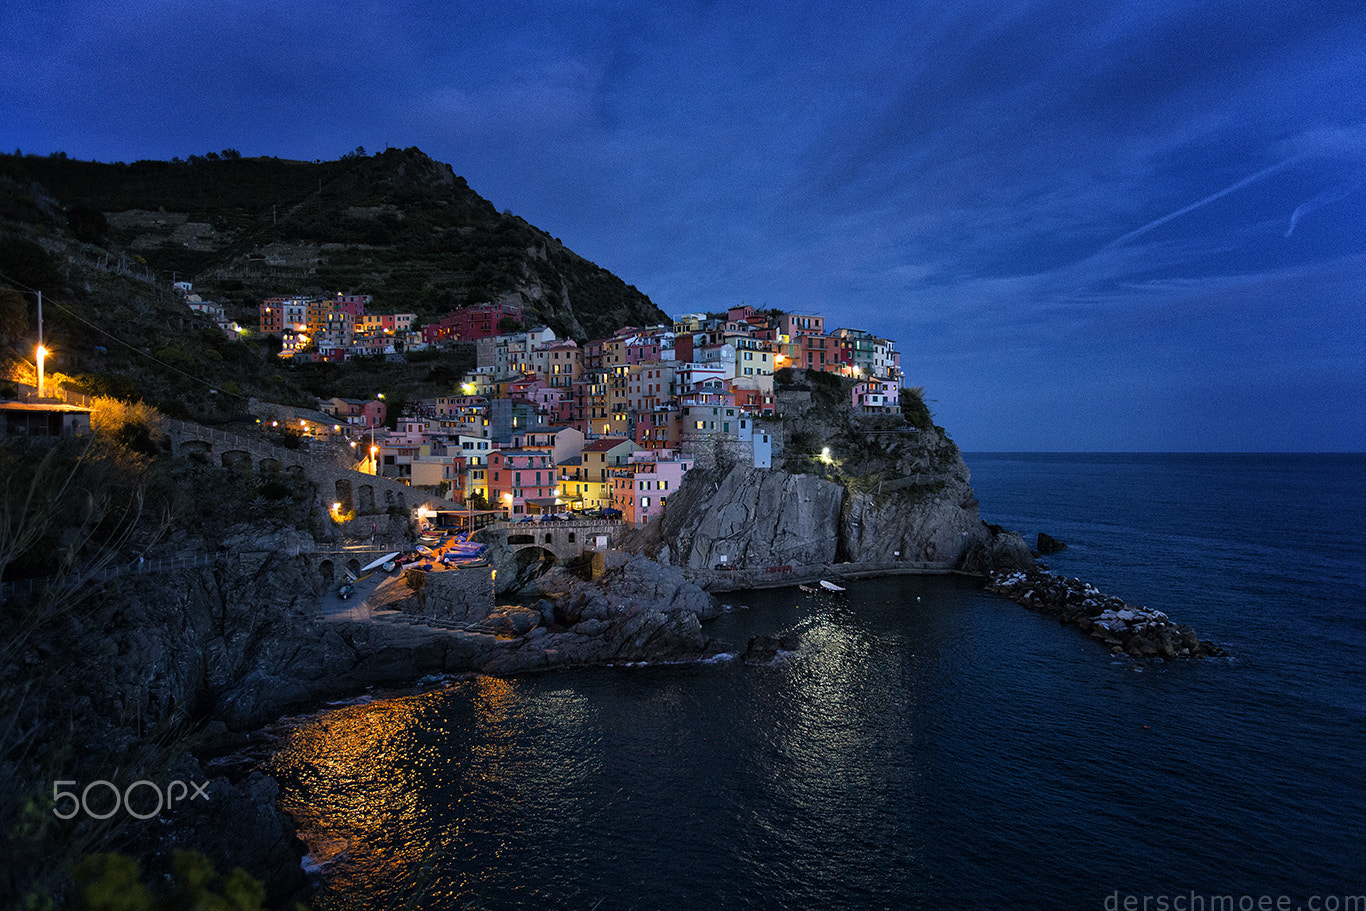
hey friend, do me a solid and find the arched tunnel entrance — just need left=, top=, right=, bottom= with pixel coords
left=335, top=478, right=354, bottom=513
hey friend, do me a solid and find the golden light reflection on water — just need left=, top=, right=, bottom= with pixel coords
left=270, top=691, right=454, bottom=884
left=267, top=678, right=551, bottom=906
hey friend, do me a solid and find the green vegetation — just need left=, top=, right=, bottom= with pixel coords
left=901, top=385, right=933, bottom=430
left=61, top=851, right=276, bottom=911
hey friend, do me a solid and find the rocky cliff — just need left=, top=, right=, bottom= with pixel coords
left=4, top=521, right=721, bottom=904
left=639, top=376, right=1033, bottom=587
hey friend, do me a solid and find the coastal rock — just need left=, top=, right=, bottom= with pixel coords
left=654, top=466, right=846, bottom=570
left=985, top=570, right=1226, bottom=659
left=1037, top=532, right=1067, bottom=555
left=135, top=759, right=309, bottom=907
left=471, top=554, right=719, bottom=674
left=648, top=461, right=1029, bottom=582
left=741, top=634, right=800, bottom=665
left=959, top=525, right=1037, bottom=575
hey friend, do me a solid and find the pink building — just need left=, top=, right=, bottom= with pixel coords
left=852, top=378, right=901, bottom=413
left=608, top=451, right=694, bottom=526
left=488, top=448, right=558, bottom=516
left=327, top=397, right=387, bottom=429
left=334, top=294, right=371, bottom=316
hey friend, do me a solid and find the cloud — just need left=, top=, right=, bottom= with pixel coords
left=1285, top=179, right=1366, bottom=236
left=1102, top=156, right=1303, bottom=251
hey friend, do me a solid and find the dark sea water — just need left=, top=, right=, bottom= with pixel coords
left=269, top=453, right=1366, bottom=910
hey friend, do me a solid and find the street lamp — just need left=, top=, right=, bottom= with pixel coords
left=36, top=345, right=47, bottom=399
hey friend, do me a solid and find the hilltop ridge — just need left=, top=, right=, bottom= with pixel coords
left=0, top=146, right=667, bottom=341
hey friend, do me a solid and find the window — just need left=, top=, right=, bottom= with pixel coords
left=642, top=497, right=650, bottom=509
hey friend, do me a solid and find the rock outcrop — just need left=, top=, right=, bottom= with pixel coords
left=986, top=570, right=1226, bottom=658
left=636, top=378, right=1035, bottom=586
left=1037, top=532, right=1068, bottom=555
left=646, top=458, right=1033, bottom=585
left=477, top=553, right=720, bottom=674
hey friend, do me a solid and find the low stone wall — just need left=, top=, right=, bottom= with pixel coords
left=690, top=558, right=952, bottom=592
left=986, top=570, right=1226, bottom=659
left=367, top=565, right=495, bottom=624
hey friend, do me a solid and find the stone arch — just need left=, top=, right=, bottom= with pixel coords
left=567, top=532, right=576, bottom=544
left=385, top=489, right=397, bottom=508
left=181, top=439, right=212, bottom=463
left=542, top=532, right=553, bottom=545
left=346, top=558, right=361, bottom=576
left=318, top=559, right=335, bottom=583
left=356, top=484, right=376, bottom=514
left=221, top=449, right=252, bottom=472
left=285, top=464, right=306, bottom=481
left=259, top=457, right=281, bottom=474
left=335, top=478, right=354, bottom=513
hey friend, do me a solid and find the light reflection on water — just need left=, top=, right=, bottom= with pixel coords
left=266, top=454, right=1366, bottom=908
left=269, top=562, right=1364, bottom=910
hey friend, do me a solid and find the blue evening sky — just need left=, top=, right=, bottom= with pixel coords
left=3, top=0, right=1364, bottom=451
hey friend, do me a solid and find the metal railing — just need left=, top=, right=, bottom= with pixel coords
left=0, top=551, right=221, bottom=600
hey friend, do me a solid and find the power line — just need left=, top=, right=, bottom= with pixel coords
left=0, top=269, right=248, bottom=400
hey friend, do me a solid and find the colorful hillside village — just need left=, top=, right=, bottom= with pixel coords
left=255, top=295, right=904, bottom=525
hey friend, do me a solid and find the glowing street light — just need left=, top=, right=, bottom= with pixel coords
left=36, top=345, right=47, bottom=399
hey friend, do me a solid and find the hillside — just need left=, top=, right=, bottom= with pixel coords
left=0, top=147, right=668, bottom=341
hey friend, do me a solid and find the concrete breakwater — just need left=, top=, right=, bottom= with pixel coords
left=986, top=570, right=1227, bottom=659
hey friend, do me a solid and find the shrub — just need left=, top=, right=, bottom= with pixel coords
left=63, top=850, right=272, bottom=911
left=901, top=386, right=933, bottom=430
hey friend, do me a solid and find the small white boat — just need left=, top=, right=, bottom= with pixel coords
left=361, top=552, right=401, bottom=573
left=819, top=580, right=846, bottom=592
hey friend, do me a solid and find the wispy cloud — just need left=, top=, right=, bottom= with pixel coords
left=2, top=0, right=1364, bottom=448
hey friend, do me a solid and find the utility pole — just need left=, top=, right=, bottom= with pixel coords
left=35, top=289, right=45, bottom=399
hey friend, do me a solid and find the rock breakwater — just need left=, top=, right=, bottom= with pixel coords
left=986, top=571, right=1226, bottom=658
